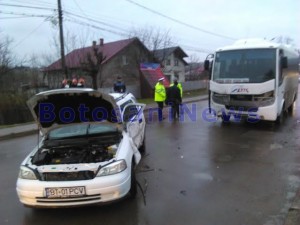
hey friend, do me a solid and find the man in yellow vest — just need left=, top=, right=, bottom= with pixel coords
left=154, top=77, right=166, bottom=121
left=170, top=78, right=183, bottom=97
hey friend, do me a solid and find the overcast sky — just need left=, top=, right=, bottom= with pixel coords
left=1, top=0, right=299, bottom=63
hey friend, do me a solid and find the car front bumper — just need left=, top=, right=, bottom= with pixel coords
left=16, top=169, right=131, bottom=208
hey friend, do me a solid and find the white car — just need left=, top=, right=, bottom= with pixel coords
left=16, top=88, right=146, bottom=208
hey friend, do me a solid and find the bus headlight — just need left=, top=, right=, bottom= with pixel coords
left=255, top=91, right=275, bottom=106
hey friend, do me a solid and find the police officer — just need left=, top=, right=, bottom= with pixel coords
left=154, top=77, right=166, bottom=121
left=114, top=76, right=126, bottom=93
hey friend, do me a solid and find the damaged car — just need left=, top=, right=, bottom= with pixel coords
left=16, top=88, right=145, bottom=208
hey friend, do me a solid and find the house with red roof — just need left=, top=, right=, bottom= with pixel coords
left=44, top=37, right=153, bottom=97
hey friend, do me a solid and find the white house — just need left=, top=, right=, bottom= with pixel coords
left=153, top=47, right=188, bottom=83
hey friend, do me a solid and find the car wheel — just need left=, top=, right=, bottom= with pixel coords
left=129, top=161, right=137, bottom=198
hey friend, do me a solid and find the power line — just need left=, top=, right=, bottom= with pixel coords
left=0, top=10, right=53, bottom=18
left=0, top=3, right=56, bottom=11
left=72, top=0, right=87, bottom=17
left=1, top=1, right=216, bottom=58
left=12, top=19, right=47, bottom=49
left=5, top=0, right=56, bottom=8
left=0, top=2, right=126, bottom=32
left=64, top=11, right=129, bottom=33
left=181, top=44, right=213, bottom=54
left=65, top=18, right=128, bottom=37
left=125, top=0, right=236, bottom=41
left=0, top=16, right=36, bottom=20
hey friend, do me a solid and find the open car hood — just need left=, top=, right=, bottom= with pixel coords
left=27, top=88, right=120, bottom=134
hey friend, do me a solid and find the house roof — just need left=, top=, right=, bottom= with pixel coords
left=140, top=63, right=170, bottom=87
left=153, top=46, right=188, bottom=65
left=44, top=37, right=141, bottom=72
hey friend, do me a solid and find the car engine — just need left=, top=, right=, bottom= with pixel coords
left=31, top=144, right=117, bottom=166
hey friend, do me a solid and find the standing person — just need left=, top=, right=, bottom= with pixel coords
left=71, top=77, right=78, bottom=87
left=113, top=76, right=126, bottom=93
left=154, top=77, right=166, bottom=121
left=166, top=80, right=182, bottom=120
left=61, top=78, right=68, bottom=88
left=77, top=77, right=85, bottom=87
left=170, top=78, right=183, bottom=97
left=170, top=78, right=183, bottom=117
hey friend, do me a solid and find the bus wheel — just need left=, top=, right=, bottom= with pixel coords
left=276, top=108, right=284, bottom=125
left=288, top=102, right=294, bottom=115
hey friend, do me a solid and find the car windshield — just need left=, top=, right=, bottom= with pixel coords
left=212, top=49, right=276, bottom=83
left=48, top=124, right=118, bottom=140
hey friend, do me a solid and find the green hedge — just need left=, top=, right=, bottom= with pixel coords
left=0, top=93, right=33, bottom=125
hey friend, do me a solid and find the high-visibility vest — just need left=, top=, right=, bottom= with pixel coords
left=154, top=82, right=166, bottom=102
left=170, top=82, right=183, bottom=97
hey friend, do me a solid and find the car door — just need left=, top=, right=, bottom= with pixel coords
left=122, top=103, right=145, bottom=148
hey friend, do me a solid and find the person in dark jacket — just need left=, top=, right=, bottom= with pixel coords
left=166, top=80, right=182, bottom=120
left=113, top=76, right=126, bottom=93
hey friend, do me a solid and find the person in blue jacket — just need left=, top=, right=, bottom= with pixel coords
left=113, top=76, right=126, bottom=93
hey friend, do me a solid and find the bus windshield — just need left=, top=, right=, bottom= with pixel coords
left=212, top=49, right=276, bottom=83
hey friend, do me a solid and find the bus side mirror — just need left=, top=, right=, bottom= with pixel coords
left=204, top=60, right=210, bottom=71
left=281, top=56, right=288, bottom=69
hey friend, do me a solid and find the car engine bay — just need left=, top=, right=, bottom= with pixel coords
left=31, top=143, right=118, bottom=166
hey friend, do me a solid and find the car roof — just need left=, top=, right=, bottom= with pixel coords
left=109, top=93, right=136, bottom=105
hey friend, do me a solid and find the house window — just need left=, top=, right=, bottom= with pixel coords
left=166, top=59, right=171, bottom=66
left=122, top=56, right=129, bottom=65
left=175, top=59, right=179, bottom=66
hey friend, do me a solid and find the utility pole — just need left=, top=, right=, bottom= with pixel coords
left=57, top=0, right=68, bottom=78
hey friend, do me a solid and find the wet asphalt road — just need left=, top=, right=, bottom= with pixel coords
left=1, top=98, right=300, bottom=225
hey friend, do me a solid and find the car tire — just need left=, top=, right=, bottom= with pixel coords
left=129, top=161, right=137, bottom=199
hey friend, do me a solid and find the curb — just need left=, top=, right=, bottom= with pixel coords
left=0, top=129, right=38, bottom=141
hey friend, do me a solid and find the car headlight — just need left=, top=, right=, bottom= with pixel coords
left=96, top=160, right=127, bottom=177
left=18, top=166, right=37, bottom=180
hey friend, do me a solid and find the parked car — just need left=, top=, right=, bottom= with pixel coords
left=16, top=88, right=146, bottom=208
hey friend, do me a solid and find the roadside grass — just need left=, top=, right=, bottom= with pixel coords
left=137, top=88, right=208, bottom=105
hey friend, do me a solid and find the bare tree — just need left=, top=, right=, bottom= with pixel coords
left=45, top=27, right=100, bottom=87
left=187, top=53, right=201, bottom=64
left=80, top=41, right=106, bottom=90
left=0, top=32, right=16, bottom=92
left=0, top=32, right=14, bottom=75
left=185, top=53, right=204, bottom=81
left=128, top=26, right=176, bottom=62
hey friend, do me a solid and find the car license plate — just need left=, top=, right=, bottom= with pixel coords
left=45, top=186, right=86, bottom=198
